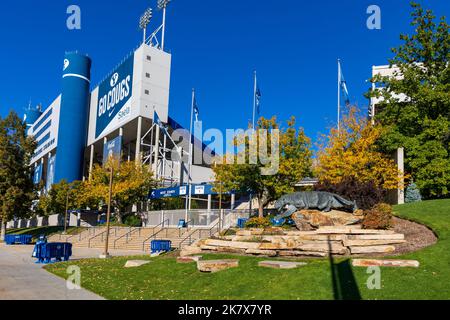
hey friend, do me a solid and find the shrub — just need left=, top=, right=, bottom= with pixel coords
left=123, top=215, right=142, bottom=227
left=244, top=217, right=272, bottom=229
left=405, top=182, right=422, bottom=203
left=314, top=176, right=386, bottom=210
left=362, top=203, right=393, bottom=230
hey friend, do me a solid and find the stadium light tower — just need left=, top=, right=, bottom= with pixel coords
left=139, top=8, right=153, bottom=44
left=157, top=0, right=171, bottom=50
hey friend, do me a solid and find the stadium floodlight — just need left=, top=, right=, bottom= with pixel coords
left=157, top=0, right=171, bottom=10
left=139, top=8, right=153, bottom=44
left=157, top=0, right=171, bottom=50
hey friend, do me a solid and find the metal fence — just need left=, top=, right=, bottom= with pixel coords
left=141, top=209, right=255, bottom=229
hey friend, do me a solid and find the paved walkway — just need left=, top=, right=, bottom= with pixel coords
left=0, top=243, right=140, bottom=300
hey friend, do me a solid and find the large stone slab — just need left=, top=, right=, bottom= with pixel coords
left=297, top=242, right=348, bottom=255
left=197, top=259, right=239, bottom=273
left=245, top=249, right=277, bottom=256
left=258, top=261, right=307, bottom=269
left=124, top=260, right=151, bottom=268
left=350, top=245, right=396, bottom=254
left=352, top=259, right=420, bottom=268
left=180, top=245, right=203, bottom=257
left=235, top=229, right=265, bottom=236
left=344, top=239, right=406, bottom=246
left=177, top=256, right=202, bottom=263
left=278, top=250, right=327, bottom=257
left=316, top=227, right=396, bottom=235
left=347, top=234, right=405, bottom=240
left=204, top=239, right=260, bottom=250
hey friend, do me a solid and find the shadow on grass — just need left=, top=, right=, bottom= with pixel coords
left=328, top=237, right=361, bottom=300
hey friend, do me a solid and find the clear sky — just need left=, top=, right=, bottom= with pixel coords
left=0, top=0, right=448, bottom=145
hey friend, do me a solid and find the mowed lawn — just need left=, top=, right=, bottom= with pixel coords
left=45, top=200, right=450, bottom=300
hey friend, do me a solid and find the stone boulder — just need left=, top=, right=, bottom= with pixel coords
left=292, top=210, right=362, bottom=230
left=124, top=260, right=151, bottom=268
left=197, top=259, right=239, bottom=273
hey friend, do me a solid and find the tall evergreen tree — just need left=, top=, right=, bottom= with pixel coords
left=0, top=111, right=36, bottom=240
left=369, top=3, right=450, bottom=199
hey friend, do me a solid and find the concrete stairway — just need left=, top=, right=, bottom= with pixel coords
left=48, top=226, right=213, bottom=252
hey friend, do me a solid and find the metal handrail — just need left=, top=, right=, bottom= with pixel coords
left=141, top=219, right=169, bottom=251
left=178, top=219, right=221, bottom=249
left=113, top=227, right=141, bottom=248
left=87, top=227, right=120, bottom=248
left=66, top=227, right=99, bottom=243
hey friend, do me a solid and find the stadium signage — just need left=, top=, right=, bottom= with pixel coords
left=96, top=54, right=134, bottom=138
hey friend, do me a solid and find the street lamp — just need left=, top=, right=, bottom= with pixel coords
left=139, top=8, right=153, bottom=44
left=101, top=161, right=114, bottom=259
left=157, top=0, right=171, bottom=50
left=63, top=188, right=70, bottom=234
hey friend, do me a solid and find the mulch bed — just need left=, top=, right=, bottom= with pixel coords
left=388, top=217, right=438, bottom=255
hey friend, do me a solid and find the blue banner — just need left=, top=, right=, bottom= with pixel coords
left=33, top=163, right=43, bottom=185
left=103, top=136, right=122, bottom=165
left=46, top=155, right=56, bottom=190
left=96, top=54, right=134, bottom=138
left=149, top=184, right=219, bottom=200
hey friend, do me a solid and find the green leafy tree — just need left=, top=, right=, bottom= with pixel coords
left=87, top=160, right=157, bottom=223
left=0, top=111, right=37, bottom=240
left=37, top=180, right=86, bottom=216
left=213, top=116, right=312, bottom=218
left=369, top=3, right=450, bottom=199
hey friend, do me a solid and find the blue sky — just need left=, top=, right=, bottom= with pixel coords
left=0, top=0, right=448, bottom=145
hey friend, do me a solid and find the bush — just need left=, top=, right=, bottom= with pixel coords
left=405, top=182, right=422, bottom=203
left=123, top=215, right=142, bottom=227
left=314, top=176, right=386, bottom=210
left=244, top=217, right=272, bottom=229
left=362, top=203, right=393, bottom=230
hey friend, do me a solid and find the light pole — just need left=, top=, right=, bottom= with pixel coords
left=63, top=188, right=70, bottom=234
left=101, top=163, right=114, bottom=259
left=157, top=0, right=171, bottom=51
left=139, top=8, right=153, bottom=45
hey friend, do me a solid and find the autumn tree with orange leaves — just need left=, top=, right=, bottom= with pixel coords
left=314, top=107, right=403, bottom=191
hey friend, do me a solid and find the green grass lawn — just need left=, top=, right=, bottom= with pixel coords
left=6, top=226, right=86, bottom=242
left=45, top=200, right=450, bottom=300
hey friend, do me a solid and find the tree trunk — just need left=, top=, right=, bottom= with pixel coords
left=258, top=198, right=264, bottom=218
left=115, top=208, right=123, bottom=224
left=1, top=219, right=6, bottom=241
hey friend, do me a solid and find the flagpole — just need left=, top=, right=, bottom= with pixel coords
left=252, top=70, right=257, bottom=129
left=337, top=59, right=341, bottom=134
left=185, top=89, right=195, bottom=219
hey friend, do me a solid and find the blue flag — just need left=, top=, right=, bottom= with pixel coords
left=339, top=63, right=350, bottom=106
left=255, top=87, right=262, bottom=115
left=193, top=98, right=200, bottom=122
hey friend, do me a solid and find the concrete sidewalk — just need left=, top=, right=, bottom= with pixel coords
left=0, top=243, right=141, bottom=300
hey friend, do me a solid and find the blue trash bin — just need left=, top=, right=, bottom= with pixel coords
left=150, top=240, right=171, bottom=254
left=177, top=219, right=187, bottom=228
left=237, top=218, right=248, bottom=228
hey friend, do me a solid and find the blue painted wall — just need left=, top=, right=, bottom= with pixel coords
left=53, top=52, right=91, bottom=184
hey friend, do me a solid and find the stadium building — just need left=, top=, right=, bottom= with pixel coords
left=24, top=11, right=228, bottom=211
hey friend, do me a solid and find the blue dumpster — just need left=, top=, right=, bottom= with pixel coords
left=34, top=243, right=72, bottom=264
left=5, top=234, right=33, bottom=245
left=151, top=240, right=171, bottom=254
left=237, top=218, right=248, bottom=228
